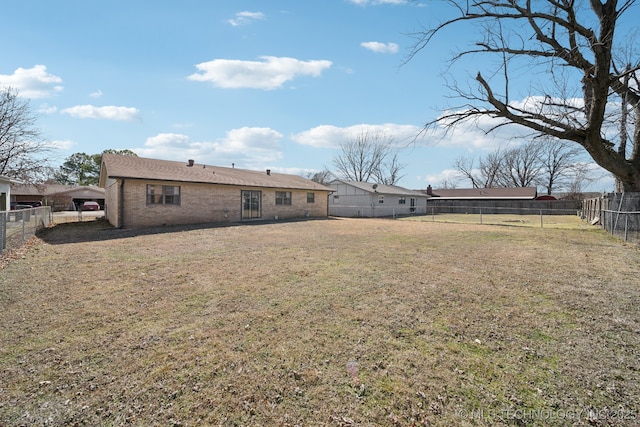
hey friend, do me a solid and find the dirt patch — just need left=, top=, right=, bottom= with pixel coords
left=1, top=218, right=639, bottom=426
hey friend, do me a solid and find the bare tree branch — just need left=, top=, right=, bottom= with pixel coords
left=0, top=86, right=51, bottom=183
left=410, top=0, right=640, bottom=190
left=332, top=129, right=406, bottom=185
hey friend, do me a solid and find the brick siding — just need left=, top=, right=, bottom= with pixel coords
left=110, top=179, right=328, bottom=228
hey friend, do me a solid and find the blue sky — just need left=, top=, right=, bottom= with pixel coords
left=1, top=0, right=616, bottom=191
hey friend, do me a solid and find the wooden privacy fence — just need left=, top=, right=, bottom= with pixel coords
left=581, top=192, right=640, bottom=244
left=425, top=199, right=581, bottom=215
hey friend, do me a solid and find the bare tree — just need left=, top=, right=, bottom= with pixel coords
left=497, top=141, right=543, bottom=188
left=332, top=129, right=405, bottom=184
left=453, top=156, right=483, bottom=188
left=455, top=139, right=585, bottom=192
left=0, top=87, right=50, bottom=182
left=374, top=152, right=406, bottom=185
left=565, top=165, right=596, bottom=199
left=410, top=0, right=640, bottom=191
left=439, top=178, right=458, bottom=189
left=538, top=138, right=586, bottom=195
left=305, top=169, right=334, bottom=185
left=454, top=149, right=503, bottom=188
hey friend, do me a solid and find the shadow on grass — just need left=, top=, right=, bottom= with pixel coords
left=37, top=217, right=337, bottom=245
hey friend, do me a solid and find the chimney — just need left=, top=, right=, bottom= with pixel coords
left=187, top=159, right=195, bottom=167
left=266, top=169, right=271, bottom=176
left=426, top=185, right=433, bottom=196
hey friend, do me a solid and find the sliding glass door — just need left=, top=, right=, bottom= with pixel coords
left=242, top=190, right=261, bottom=220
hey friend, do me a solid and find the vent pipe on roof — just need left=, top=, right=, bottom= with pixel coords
left=187, top=159, right=195, bottom=167
left=266, top=169, right=271, bottom=176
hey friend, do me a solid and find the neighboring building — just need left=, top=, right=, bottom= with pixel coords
left=0, top=175, right=18, bottom=211
left=328, top=179, right=429, bottom=217
left=10, top=183, right=105, bottom=211
left=420, top=185, right=580, bottom=214
left=422, top=185, right=538, bottom=200
left=99, top=154, right=333, bottom=228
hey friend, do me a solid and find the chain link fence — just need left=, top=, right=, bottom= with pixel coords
left=330, top=203, right=587, bottom=229
left=329, top=204, right=427, bottom=218
left=582, top=193, right=640, bottom=244
left=415, top=206, right=585, bottom=229
left=0, top=206, right=52, bottom=254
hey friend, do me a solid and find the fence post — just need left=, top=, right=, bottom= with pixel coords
left=479, top=207, right=483, bottom=225
left=624, top=213, right=629, bottom=242
left=0, top=212, right=5, bottom=252
left=540, top=210, right=543, bottom=228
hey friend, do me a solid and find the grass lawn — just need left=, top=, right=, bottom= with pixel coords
left=1, top=217, right=639, bottom=426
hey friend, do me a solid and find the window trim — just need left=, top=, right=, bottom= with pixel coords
left=146, top=184, right=181, bottom=206
left=275, top=191, right=292, bottom=206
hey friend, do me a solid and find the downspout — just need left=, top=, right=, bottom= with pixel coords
left=119, top=179, right=125, bottom=228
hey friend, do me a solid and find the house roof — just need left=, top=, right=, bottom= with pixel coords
left=11, top=183, right=105, bottom=198
left=0, top=175, right=21, bottom=185
left=424, top=187, right=538, bottom=200
left=330, top=179, right=427, bottom=197
left=99, top=154, right=334, bottom=192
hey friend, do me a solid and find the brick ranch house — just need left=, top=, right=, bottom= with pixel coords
left=99, top=154, right=333, bottom=228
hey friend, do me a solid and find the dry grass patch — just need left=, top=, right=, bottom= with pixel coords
left=1, top=218, right=639, bottom=426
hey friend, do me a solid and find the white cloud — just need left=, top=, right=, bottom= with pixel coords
left=134, top=127, right=284, bottom=167
left=143, top=133, right=191, bottom=148
left=360, top=41, right=399, bottom=54
left=424, top=168, right=463, bottom=187
left=47, top=139, right=76, bottom=150
left=216, top=127, right=282, bottom=156
left=37, top=103, right=58, bottom=114
left=187, top=56, right=332, bottom=90
left=291, top=123, right=423, bottom=149
left=60, top=105, right=140, bottom=121
left=228, top=11, right=265, bottom=26
left=0, top=65, right=63, bottom=98
left=90, top=89, right=103, bottom=98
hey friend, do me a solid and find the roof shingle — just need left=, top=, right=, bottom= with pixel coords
left=330, top=179, right=427, bottom=197
left=100, top=154, right=333, bottom=192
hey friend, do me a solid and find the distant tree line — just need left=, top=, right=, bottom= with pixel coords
left=54, top=149, right=136, bottom=186
left=450, top=138, right=592, bottom=195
